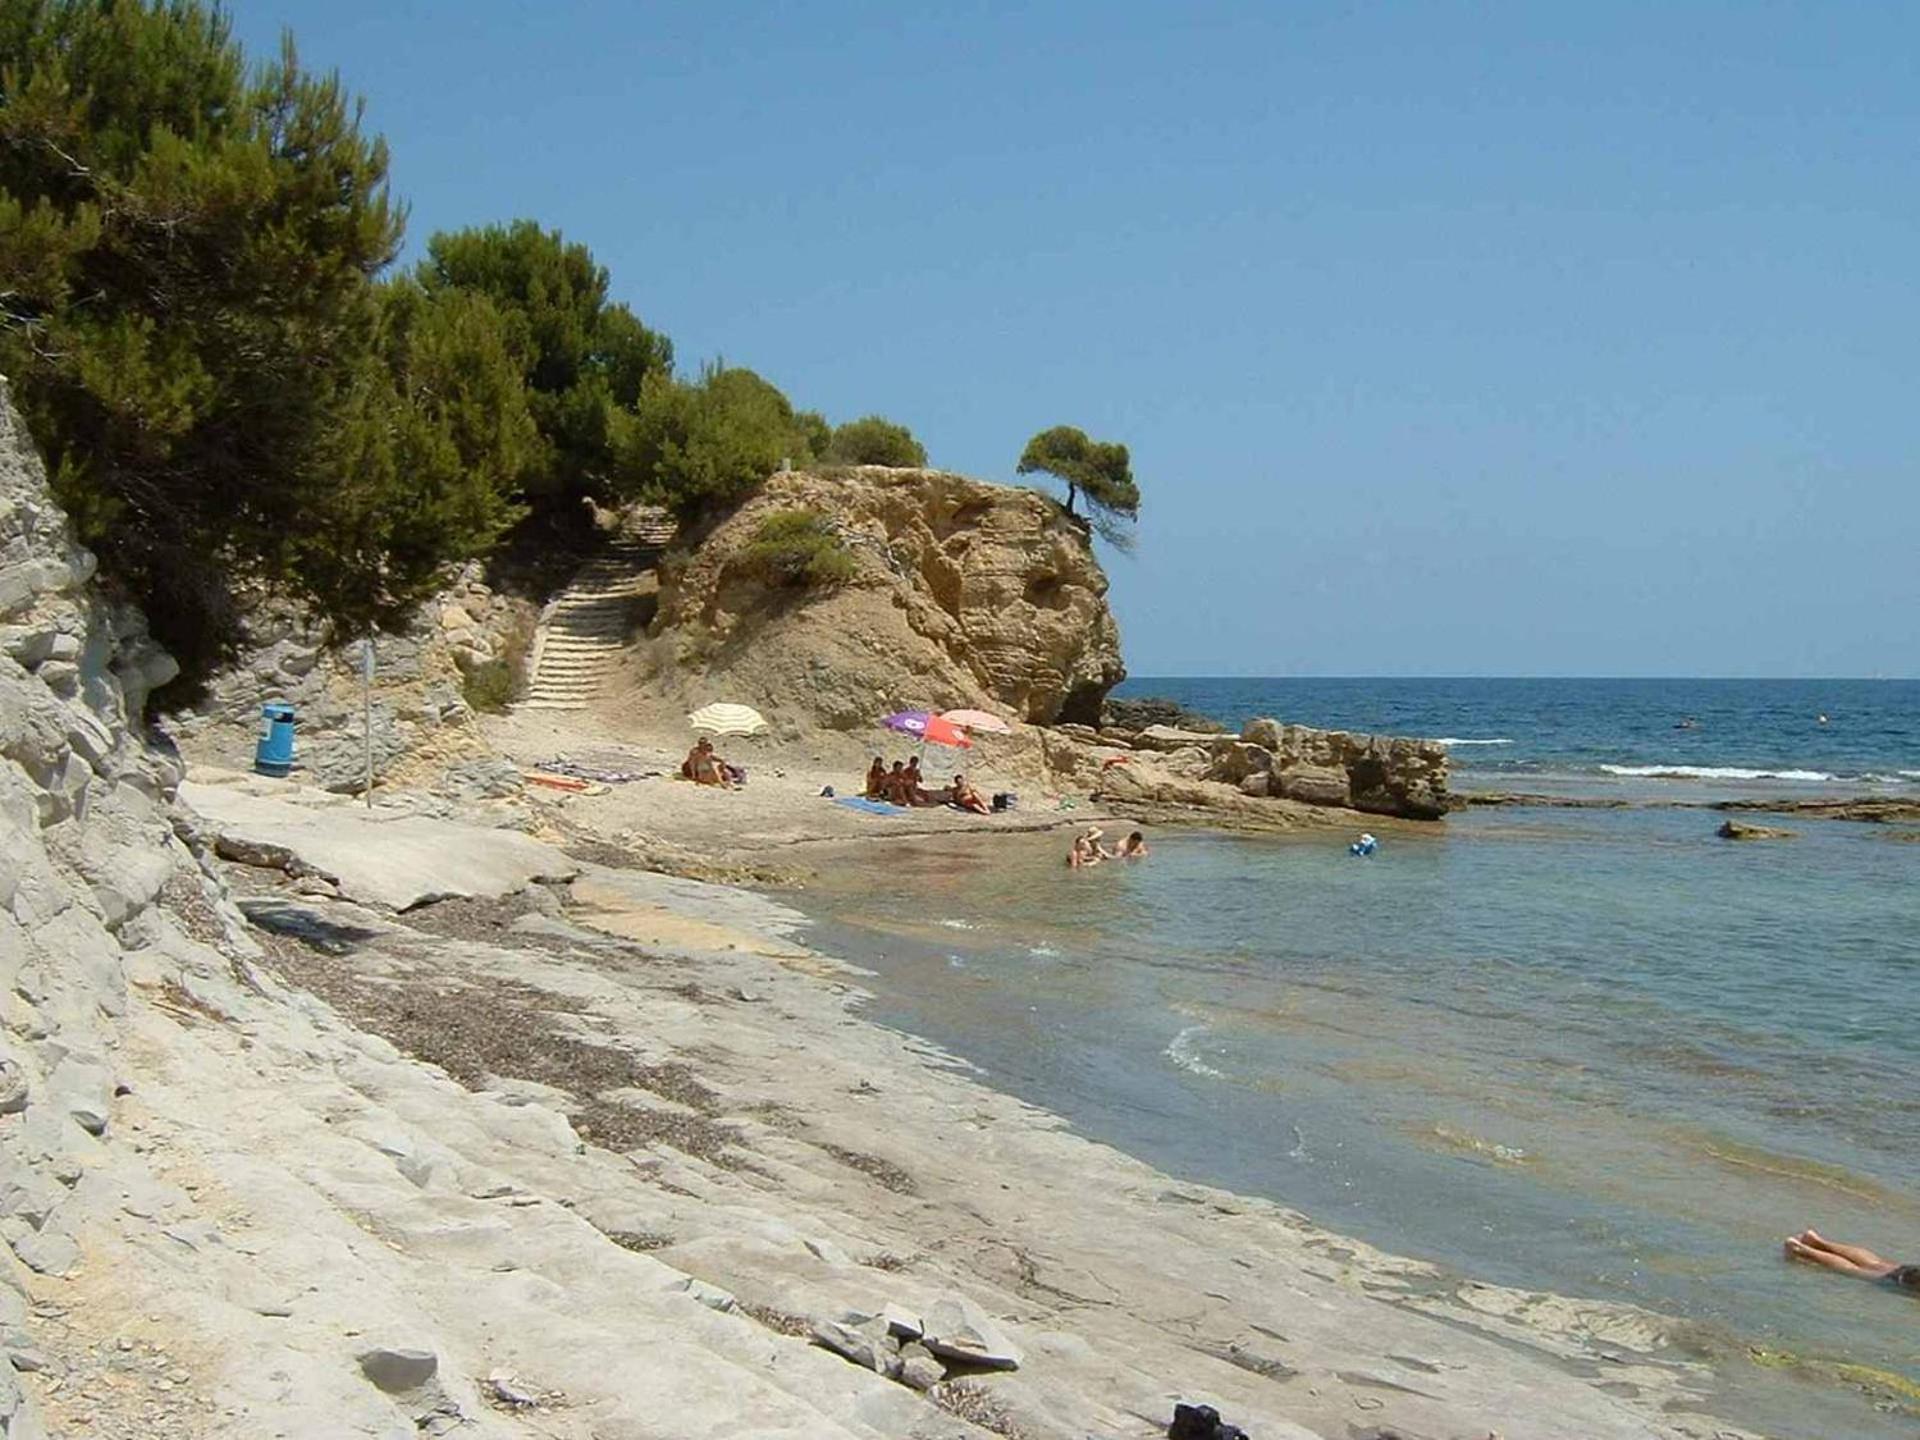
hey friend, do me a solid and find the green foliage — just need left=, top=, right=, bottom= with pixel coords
left=738, top=509, right=857, bottom=588
left=460, top=657, right=515, bottom=713
left=823, top=415, right=927, bottom=467
left=415, top=220, right=671, bottom=504
left=0, top=0, right=525, bottom=684
left=628, top=365, right=821, bottom=518
left=1015, top=424, right=1140, bottom=548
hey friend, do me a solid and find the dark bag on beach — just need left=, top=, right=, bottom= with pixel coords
left=992, top=791, right=1016, bottom=812
left=1169, top=1403, right=1248, bottom=1440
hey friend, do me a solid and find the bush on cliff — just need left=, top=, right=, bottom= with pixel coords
left=822, top=415, right=928, bottom=467
left=413, top=221, right=673, bottom=509
left=626, top=365, right=823, bottom=519
left=1017, top=425, right=1140, bottom=549
left=737, top=509, right=857, bottom=588
left=0, top=2, right=526, bottom=687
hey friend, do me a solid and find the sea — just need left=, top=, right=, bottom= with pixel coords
left=796, top=678, right=1920, bottom=1440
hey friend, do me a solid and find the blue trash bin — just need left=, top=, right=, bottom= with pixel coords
left=254, top=702, right=296, bottom=777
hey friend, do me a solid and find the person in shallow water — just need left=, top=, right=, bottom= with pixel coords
left=1068, top=827, right=1105, bottom=868
left=1784, top=1229, right=1920, bottom=1289
left=1114, top=830, right=1149, bottom=858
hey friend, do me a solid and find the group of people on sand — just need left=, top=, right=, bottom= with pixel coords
left=864, top=755, right=990, bottom=814
left=681, top=737, right=743, bottom=789
left=1068, top=825, right=1148, bottom=868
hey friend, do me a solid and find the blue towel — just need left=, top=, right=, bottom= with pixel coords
left=835, top=796, right=908, bottom=816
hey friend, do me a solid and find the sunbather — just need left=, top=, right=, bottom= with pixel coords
left=1784, top=1229, right=1920, bottom=1289
left=949, top=772, right=990, bottom=814
left=882, top=761, right=911, bottom=805
left=864, top=756, right=886, bottom=797
left=685, top=737, right=731, bottom=788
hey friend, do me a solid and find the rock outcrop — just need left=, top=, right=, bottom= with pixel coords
left=168, top=568, right=534, bottom=793
left=1084, top=715, right=1451, bottom=822
left=639, top=466, right=1125, bottom=730
left=0, top=377, right=267, bottom=1438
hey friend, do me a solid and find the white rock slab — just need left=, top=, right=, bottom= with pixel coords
left=180, top=782, right=577, bottom=911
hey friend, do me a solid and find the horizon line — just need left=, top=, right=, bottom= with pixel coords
left=1119, top=673, right=1919, bottom=683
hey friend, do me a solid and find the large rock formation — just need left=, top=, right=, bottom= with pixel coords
left=639, top=467, right=1125, bottom=729
left=0, top=377, right=266, bottom=1438
left=1087, top=715, right=1451, bottom=822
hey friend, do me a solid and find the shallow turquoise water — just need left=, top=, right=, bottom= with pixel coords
left=799, top=801, right=1920, bottom=1438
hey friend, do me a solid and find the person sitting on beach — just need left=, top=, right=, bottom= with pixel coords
left=904, top=756, right=940, bottom=807
left=1114, top=830, right=1150, bottom=859
left=949, top=772, right=990, bottom=814
left=864, top=756, right=886, bottom=798
left=882, top=760, right=911, bottom=805
left=685, top=737, right=731, bottom=789
left=1784, top=1229, right=1919, bottom=1290
left=1068, top=827, right=1105, bottom=868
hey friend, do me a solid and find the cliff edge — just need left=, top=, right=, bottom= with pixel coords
left=630, top=466, right=1125, bottom=731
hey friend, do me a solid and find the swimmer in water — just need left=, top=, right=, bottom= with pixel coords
left=1783, top=1229, right=1919, bottom=1289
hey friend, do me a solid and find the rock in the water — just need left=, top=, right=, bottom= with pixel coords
left=919, top=1295, right=1022, bottom=1371
left=1717, top=820, right=1795, bottom=840
left=358, top=1347, right=439, bottom=1394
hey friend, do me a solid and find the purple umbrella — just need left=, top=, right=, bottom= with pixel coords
left=881, top=710, right=932, bottom=737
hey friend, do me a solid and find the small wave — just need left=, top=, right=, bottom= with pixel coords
left=1027, top=945, right=1059, bottom=958
left=1433, top=737, right=1515, bottom=747
left=1901, top=771, right=1920, bottom=781
left=937, top=918, right=976, bottom=931
left=1165, top=1024, right=1224, bottom=1079
left=1599, top=764, right=1838, bottom=783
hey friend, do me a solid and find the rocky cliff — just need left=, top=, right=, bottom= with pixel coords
left=635, top=466, right=1125, bottom=731
left=0, top=377, right=268, bottom=1438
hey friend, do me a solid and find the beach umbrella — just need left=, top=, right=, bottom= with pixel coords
left=941, top=708, right=1013, bottom=735
left=880, top=710, right=971, bottom=749
left=688, top=702, right=768, bottom=736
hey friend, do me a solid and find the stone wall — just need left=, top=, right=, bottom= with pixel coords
left=0, top=377, right=267, bottom=1440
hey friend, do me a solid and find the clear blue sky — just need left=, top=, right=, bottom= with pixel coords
left=233, top=2, right=1919, bottom=678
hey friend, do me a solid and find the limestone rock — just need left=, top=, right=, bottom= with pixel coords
left=10, top=1230, right=78, bottom=1277
left=896, top=1343, right=945, bottom=1391
left=1717, top=820, right=1794, bottom=840
left=1133, top=724, right=1225, bottom=754
left=0, top=1060, right=26, bottom=1117
left=648, top=467, right=1126, bottom=727
left=811, top=1317, right=888, bottom=1372
left=358, top=1347, right=439, bottom=1394
left=919, top=1295, right=1022, bottom=1371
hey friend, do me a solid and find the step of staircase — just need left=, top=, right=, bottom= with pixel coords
left=511, top=505, right=679, bottom=713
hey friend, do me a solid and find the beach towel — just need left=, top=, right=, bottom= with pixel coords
left=835, top=796, right=908, bottom=816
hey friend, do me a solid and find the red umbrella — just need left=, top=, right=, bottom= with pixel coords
left=920, top=714, right=972, bottom=748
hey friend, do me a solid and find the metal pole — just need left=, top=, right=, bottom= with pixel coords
left=362, top=637, right=375, bottom=809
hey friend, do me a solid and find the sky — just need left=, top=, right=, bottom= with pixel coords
left=230, top=2, right=1920, bottom=678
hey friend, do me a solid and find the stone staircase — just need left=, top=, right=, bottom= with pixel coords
left=516, top=506, right=677, bottom=712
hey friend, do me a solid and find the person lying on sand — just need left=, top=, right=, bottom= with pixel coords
left=949, top=773, right=989, bottom=814
left=1114, top=830, right=1150, bottom=858
left=864, top=756, right=886, bottom=798
left=1068, top=827, right=1105, bottom=868
left=1784, top=1229, right=1919, bottom=1289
